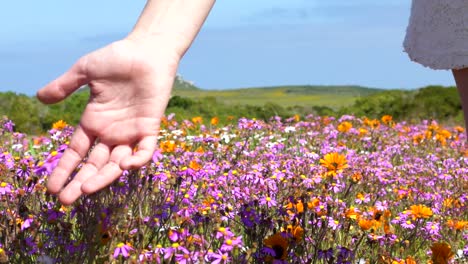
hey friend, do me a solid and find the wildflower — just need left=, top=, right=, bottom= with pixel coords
left=209, top=250, right=230, bottom=264
left=282, top=224, right=304, bottom=242
left=410, top=204, right=433, bottom=219
left=350, top=172, right=362, bottom=183
left=425, top=221, right=440, bottom=236
left=284, top=126, right=296, bottom=133
left=174, top=247, right=198, bottom=264
left=260, top=196, right=277, bottom=207
left=113, top=242, right=133, bottom=259
left=359, top=128, right=368, bottom=137
left=191, top=116, right=203, bottom=124
left=0, top=246, right=8, bottom=263
left=0, top=182, right=12, bottom=195
left=286, top=200, right=304, bottom=215
left=52, top=120, right=67, bottom=130
left=160, top=140, right=176, bottom=153
left=338, top=121, right=352, bottom=133
left=345, top=207, right=360, bottom=220
left=401, top=220, right=415, bottom=229
left=317, top=248, right=334, bottom=261
left=320, top=152, right=348, bottom=177
left=220, top=236, right=243, bottom=252
left=405, top=256, right=417, bottom=264
left=447, top=219, right=468, bottom=230
left=189, top=160, right=201, bottom=171
left=263, top=233, right=288, bottom=261
left=430, top=242, right=454, bottom=264
left=381, top=115, right=393, bottom=125
left=210, top=117, right=219, bottom=126
left=358, top=219, right=374, bottom=231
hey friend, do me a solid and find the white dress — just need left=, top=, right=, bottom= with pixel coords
left=403, top=0, right=468, bottom=70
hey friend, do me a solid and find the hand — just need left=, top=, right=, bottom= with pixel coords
left=37, top=37, right=180, bottom=205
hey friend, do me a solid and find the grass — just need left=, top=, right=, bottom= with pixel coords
left=173, top=85, right=384, bottom=109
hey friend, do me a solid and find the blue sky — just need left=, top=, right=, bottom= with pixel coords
left=0, top=0, right=456, bottom=95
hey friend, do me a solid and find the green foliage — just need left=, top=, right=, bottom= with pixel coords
left=0, top=85, right=464, bottom=134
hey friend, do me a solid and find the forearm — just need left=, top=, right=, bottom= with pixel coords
left=129, top=0, right=215, bottom=58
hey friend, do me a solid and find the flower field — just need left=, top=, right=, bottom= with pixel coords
left=0, top=114, right=467, bottom=263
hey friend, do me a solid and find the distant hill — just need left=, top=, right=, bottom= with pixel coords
left=173, top=85, right=384, bottom=109
left=173, top=75, right=199, bottom=91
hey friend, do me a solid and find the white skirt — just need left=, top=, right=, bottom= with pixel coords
left=403, top=0, right=468, bottom=70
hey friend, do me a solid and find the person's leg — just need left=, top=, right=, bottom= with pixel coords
left=452, top=68, right=468, bottom=139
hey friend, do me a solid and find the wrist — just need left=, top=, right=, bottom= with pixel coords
left=125, top=32, right=186, bottom=62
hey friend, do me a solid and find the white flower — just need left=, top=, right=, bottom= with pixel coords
left=284, top=126, right=296, bottom=133
left=12, top=144, right=23, bottom=152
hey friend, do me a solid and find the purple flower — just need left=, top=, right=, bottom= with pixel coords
left=113, top=243, right=133, bottom=259
left=3, top=119, right=14, bottom=132
left=318, top=248, right=334, bottom=260
left=0, top=182, right=12, bottom=195
left=424, top=221, right=440, bottom=237
left=209, top=250, right=230, bottom=264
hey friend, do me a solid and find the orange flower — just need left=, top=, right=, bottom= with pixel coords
left=358, top=219, right=375, bottom=231
left=160, top=140, right=176, bottom=153
left=454, top=126, right=465, bottom=133
left=447, top=219, right=468, bottom=230
left=405, top=256, right=417, bottom=264
left=430, top=242, right=454, bottom=264
left=286, top=200, right=304, bottom=215
left=345, top=207, right=360, bottom=220
left=320, top=152, right=348, bottom=177
left=307, top=198, right=320, bottom=209
left=410, top=204, right=433, bottom=219
left=263, top=233, right=289, bottom=261
left=282, top=224, right=304, bottom=242
left=381, top=115, right=393, bottom=125
left=210, top=117, right=219, bottom=126
left=351, top=172, right=362, bottom=183
left=413, top=134, right=424, bottom=144
left=293, top=114, right=300, bottom=122
left=359, top=128, right=368, bottom=137
left=338, top=121, right=352, bottom=133
left=52, top=120, right=67, bottom=130
left=191, top=116, right=203, bottom=124
left=195, top=146, right=204, bottom=154
left=189, top=160, right=201, bottom=171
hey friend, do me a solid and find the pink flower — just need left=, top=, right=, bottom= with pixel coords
left=209, top=250, right=230, bottom=264
left=113, top=242, right=133, bottom=259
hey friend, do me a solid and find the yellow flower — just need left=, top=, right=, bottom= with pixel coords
left=430, top=242, right=454, bottom=264
left=320, top=152, right=348, bottom=177
left=410, top=204, right=433, bottom=219
left=52, top=120, right=67, bottom=130
left=263, top=233, right=288, bottom=261
left=337, top=121, right=352, bottom=133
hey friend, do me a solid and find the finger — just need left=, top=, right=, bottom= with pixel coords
left=58, top=143, right=110, bottom=205
left=120, top=136, right=157, bottom=170
left=47, top=126, right=94, bottom=194
left=37, top=56, right=89, bottom=104
left=81, top=145, right=132, bottom=194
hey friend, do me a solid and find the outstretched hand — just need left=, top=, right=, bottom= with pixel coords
left=37, top=37, right=180, bottom=205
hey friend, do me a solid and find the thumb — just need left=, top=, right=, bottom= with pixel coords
left=37, top=57, right=89, bottom=104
